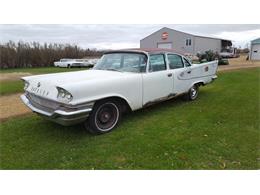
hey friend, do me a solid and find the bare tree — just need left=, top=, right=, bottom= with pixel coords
left=0, top=41, right=103, bottom=69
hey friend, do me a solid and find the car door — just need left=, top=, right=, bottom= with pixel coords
left=142, top=54, right=173, bottom=106
left=167, top=54, right=190, bottom=94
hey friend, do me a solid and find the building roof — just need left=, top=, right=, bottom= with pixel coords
left=141, top=27, right=232, bottom=42
left=251, top=38, right=260, bottom=45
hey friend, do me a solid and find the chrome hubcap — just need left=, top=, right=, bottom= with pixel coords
left=190, top=86, right=198, bottom=98
left=95, top=103, right=119, bottom=131
left=191, top=88, right=196, bottom=97
left=100, top=112, right=111, bottom=123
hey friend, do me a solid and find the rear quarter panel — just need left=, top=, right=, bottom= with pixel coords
left=182, top=60, right=218, bottom=87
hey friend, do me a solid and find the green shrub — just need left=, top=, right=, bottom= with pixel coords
left=197, top=50, right=220, bottom=63
left=197, top=50, right=229, bottom=65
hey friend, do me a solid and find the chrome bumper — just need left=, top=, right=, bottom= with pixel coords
left=20, top=94, right=93, bottom=126
left=212, top=75, right=218, bottom=80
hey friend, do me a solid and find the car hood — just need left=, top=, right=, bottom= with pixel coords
left=22, top=69, right=132, bottom=101
left=24, top=69, right=129, bottom=85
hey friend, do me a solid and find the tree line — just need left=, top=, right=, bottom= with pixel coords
left=0, top=41, right=104, bottom=69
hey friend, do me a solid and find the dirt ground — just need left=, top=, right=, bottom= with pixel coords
left=0, top=72, right=32, bottom=82
left=0, top=57, right=260, bottom=122
left=228, top=54, right=260, bottom=66
left=0, top=93, right=30, bottom=122
left=218, top=55, right=260, bottom=71
left=218, top=64, right=260, bottom=72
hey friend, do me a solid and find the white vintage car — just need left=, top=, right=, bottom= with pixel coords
left=21, top=49, right=218, bottom=134
left=54, top=58, right=98, bottom=68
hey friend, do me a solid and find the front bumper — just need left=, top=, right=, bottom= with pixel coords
left=20, top=94, right=93, bottom=126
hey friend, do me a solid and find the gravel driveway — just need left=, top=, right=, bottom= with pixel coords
left=0, top=93, right=30, bottom=121
left=0, top=72, right=32, bottom=82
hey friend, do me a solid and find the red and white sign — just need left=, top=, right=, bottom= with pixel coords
left=161, top=32, right=168, bottom=40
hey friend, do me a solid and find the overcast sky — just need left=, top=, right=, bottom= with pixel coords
left=0, top=24, right=260, bottom=49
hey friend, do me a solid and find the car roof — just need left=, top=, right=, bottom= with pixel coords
left=104, top=48, right=185, bottom=56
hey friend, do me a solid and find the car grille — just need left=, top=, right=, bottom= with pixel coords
left=26, top=92, right=60, bottom=113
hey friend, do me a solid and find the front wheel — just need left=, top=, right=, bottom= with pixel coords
left=184, top=85, right=199, bottom=101
left=84, top=100, right=121, bottom=134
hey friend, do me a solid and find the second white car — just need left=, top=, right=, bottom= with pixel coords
left=54, top=58, right=98, bottom=68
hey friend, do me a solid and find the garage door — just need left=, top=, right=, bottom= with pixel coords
left=251, top=44, right=260, bottom=60
left=157, top=43, right=172, bottom=49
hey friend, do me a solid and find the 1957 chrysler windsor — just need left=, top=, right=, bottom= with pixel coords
left=21, top=48, right=218, bottom=134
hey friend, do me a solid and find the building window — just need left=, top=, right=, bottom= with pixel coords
left=186, top=38, right=192, bottom=46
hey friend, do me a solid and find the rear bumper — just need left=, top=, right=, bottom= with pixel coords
left=20, top=94, right=93, bottom=126
left=212, top=75, right=218, bottom=81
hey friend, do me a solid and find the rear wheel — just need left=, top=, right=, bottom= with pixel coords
left=184, top=84, right=199, bottom=101
left=84, top=100, right=121, bottom=134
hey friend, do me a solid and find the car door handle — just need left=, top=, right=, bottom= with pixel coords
left=187, top=70, right=191, bottom=74
left=167, top=73, right=173, bottom=77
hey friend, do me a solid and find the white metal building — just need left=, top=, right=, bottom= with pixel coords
left=140, top=27, right=232, bottom=55
left=249, top=38, right=260, bottom=60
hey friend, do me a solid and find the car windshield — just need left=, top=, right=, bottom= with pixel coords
left=93, top=53, right=147, bottom=73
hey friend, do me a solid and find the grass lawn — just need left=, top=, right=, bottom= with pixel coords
left=0, top=66, right=87, bottom=74
left=0, top=67, right=88, bottom=95
left=0, top=68, right=259, bottom=169
left=0, top=80, right=24, bottom=95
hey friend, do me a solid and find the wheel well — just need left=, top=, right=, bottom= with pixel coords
left=194, top=82, right=204, bottom=86
left=95, top=96, right=132, bottom=113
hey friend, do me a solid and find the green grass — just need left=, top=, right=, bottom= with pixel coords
left=0, top=68, right=259, bottom=169
left=0, top=66, right=87, bottom=74
left=0, top=67, right=88, bottom=95
left=0, top=80, right=24, bottom=95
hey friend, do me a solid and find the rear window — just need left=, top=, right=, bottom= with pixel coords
left=149, top=54, right=166, bottom=72
left=167, top=54, right=184, bottom=69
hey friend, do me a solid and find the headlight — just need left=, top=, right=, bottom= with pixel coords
left=23, top=80, right=30, bottom=90
left=57, top=87, right=73, bottom=102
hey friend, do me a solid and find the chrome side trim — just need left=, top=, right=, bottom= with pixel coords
left=143, top=93, right=177, bottom=107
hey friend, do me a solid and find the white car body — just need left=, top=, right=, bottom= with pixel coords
left=21, top=49, right=218, bottom=127
left=54, top=58, right=98, bottom=68
left=220, top=47, right=239, bottom=58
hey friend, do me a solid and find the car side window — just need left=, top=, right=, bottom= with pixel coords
left=167, top=54, right=184, bottom=69
left=149, top=54, right=166, bottom=72
left=122, top=54, right=147, bottom=73
left=184, top=58, right=191, bottom=67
